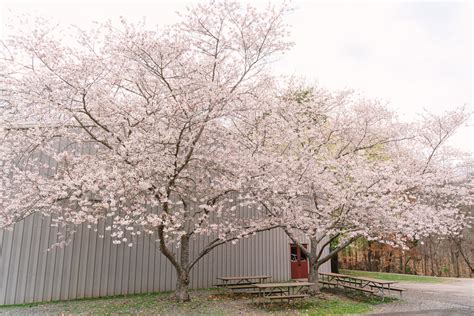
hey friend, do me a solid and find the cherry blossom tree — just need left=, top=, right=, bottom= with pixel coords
left=0, top=1, right=291, bottom=301
left=1, top=0, right=471, bottom=302
left=245, top=83, right=472, bottom=293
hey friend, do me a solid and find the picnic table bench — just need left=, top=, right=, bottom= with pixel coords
left=359, top=277, right=405, bottom=297
left=254, top=282, right=314, bottom=302
left=319, top=272, right=404, bottom=300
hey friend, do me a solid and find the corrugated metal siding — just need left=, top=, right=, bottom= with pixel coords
left=0, top=136, right=330, bottom=305
left=0, top=213, right=330, bottom=305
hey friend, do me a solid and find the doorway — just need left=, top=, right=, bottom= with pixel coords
left=290, top=243, right=308, bottom=279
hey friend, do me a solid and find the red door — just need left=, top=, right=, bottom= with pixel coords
left=290, top=244, right=308, bottom=279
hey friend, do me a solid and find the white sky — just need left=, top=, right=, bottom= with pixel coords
left=1, top=0, right=472, bottom=152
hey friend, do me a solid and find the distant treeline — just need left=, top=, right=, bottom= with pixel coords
left=338, top=220, right=473, bottom=278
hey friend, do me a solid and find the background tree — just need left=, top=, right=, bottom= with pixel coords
left=245, top=83, right=471, bottom=294
left=339, top=167, right=473, bottom=278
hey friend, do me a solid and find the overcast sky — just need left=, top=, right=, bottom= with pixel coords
left=1, top=0, right=472, bottom=152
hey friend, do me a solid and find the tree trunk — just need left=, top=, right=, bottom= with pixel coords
left=174, top=235, right=191, bottom=302
left=429, top=242, right=435, bottom=276
left=386, top=251, right=393, bottom=272
left=402, top=252, right=407, bottom=274
left=450, top=249, right=460, bottom=277
left=307, top=237, right=320, bottom=295
left=157, top=225, right=191, bottom=301
left=367, top=241, right=373, bottom=271
left=434, top=257, right=441, bottom=276
left=350, top=246, right=354, bottom=269
left=423, top=253, right=427, bottom=276
left=308, top=258, right=320, bottom=295
left=175, top=271, right=190, bottom=301
left=457, top=241, right=474, bottom=278
left=412, top=255, right=417, bottom=275
left=399, top=253, right=403, bottom=274
left=331, top=252, right=339, bottom=273
left=354, top=248, right=358, bottom=269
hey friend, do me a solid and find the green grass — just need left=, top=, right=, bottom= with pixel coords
left=255, top=290, right=392, bottom=315
left=0, top=291, right=226, bottom=315
left=0, top=288, right=393, bottom=315
left=0, top=291, right=167, bottom=309
left=256, top=297, right=374, bottom=315
left=341, top=269, right=445, bottom=283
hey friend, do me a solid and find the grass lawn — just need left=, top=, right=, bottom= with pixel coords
left=0, top=288, right=394, bottom=315
left=341, top=269, right=445, bottom=283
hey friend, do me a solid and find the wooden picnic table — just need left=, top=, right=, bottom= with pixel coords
left=319, top=272, right=399, bottom=300
left=254, top=282, right=314, bottom=301
left=216, top=275, right=271, bottom=287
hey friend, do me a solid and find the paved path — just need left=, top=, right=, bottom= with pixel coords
left=369, top=278, right=474, bottom=315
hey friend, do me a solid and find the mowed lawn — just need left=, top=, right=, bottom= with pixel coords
left=1, top=270, right=447, bottom=315
left=0, top=288, right=392, bottom=315
left=341, top=269, right=445, bottom=283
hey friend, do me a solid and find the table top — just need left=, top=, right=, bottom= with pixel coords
left=348, top=276, right=398, bottom=284
left=319, top=272, right=351, bottom=278
left=217, top=275, right=271, bottom=281
left=254, top=282, right=314, bottom=288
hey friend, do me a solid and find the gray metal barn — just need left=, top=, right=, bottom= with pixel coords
left=0, top=133, right=330, bottom=305
left=0, top=214, right=330, bottom=305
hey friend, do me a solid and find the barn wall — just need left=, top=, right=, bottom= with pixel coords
left=0, top=214, right=330, bottom=305
left=0, top=136, right=330, bottom=305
